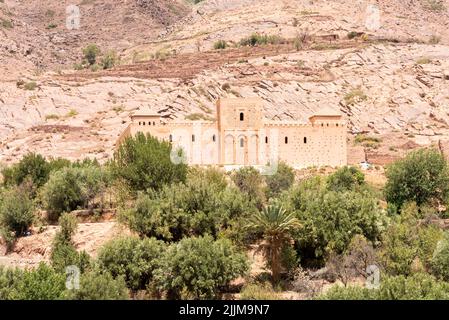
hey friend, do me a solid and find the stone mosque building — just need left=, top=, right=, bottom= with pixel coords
left=117, top=98, right=347, bottom=169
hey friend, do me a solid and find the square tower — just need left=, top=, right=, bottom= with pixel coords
left=217, top=98, right=264, bottom=131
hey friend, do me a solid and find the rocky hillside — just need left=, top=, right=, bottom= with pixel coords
left=1, top=0, right=449, bottom=165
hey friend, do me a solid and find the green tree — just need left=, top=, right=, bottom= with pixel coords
left=431, top=232, right=449, bottom=281
left=82, top=44, right=101, bottom=65
left=265, top=161, right=295, bottom=199
left=97, top=236, right=166, bottom=291
left=111, top=132, right=187, bottom=192
left=0, top=186, right=34, bottom=237
left=119, top=172, right=254, bottom=241
left=65, top=269, right=129, bottom=300
left=50, top=213, right=91, bottom=273
left=282, top=176, right=388, bottom=266
left=385, top=149, right=449, bottom=210
left=8, top=263, right=66, bottom=300
left=2, top=153, right=50, bottom=189
left=327, top=166, right=365, bottom=192
left=319, top=273, right=449, bottom=300
left=379, top=202, right=443, bottom=276
left=101, top=50, right=119, bottom=69
left=232, top=166, right=265, bottom=208
left=154, top=235, right=248, bottom=299
left=42, top=165, right=105, bottom=220
left=248, top=204, right=301, bottom=282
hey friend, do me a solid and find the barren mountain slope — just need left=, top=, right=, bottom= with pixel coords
left=0, top=0, right=190, bottom=78
left=1, top=0, right=449, bottom=165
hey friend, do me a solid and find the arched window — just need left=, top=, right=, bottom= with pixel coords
left=240, top=112, right=244, bottom=121
left=336, top=124, right=339, bottom=127
left=321, top=123, right=323, bottom=127
left=153, top=121, right=156, bottom=126
left=139, top=122, right=141, bottom=125
left=240, top=138, right=244, bottom=148
left=192, top=135, right=195, bottom=142
left=285, top=137, right=288, bottom=144
left=169, top=134, right=173, bottom=142
left=212, top=134, right=216, bottom=142
left=143, top=122, right=146, bottom=125
left=148, top=122, right=151, bottom=126
left=304, top=137, right=307, bottom=144
left=265, top=136, right=268, bottom=144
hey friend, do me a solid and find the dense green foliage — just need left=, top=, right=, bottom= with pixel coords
left=0, top=186, right=34, bottom=237
left=65, top=270, right=129, bottom=300
left=232, top=166, right=265, bottom=208
left=0, top=263, right=66, bottom=300
left=154, top=235, right=249, bottom=299
left=50, top=213, right=91, bottom=273
left=385, top=149, right=449, bottom=211
left=265, top=162, right=295, bottom=199
left=1, top=153, right=50, bottom=189
left=111, top=132, right=187, bottom=192
left=42, top=165, right=106, bottom=220
left=327, top=166, right=365, bottom=192
left=379, top=202, right=443, bottom=276
left=431, top=232, right=449, bottom=281
left=282, top=176, right=388, bottom=266
left=97, top=236, right=166, bottom=291
left=120, top=169, right=255, bottom=241
left=3, top=147, right=449, bottom=300
left=319, top=273, right=449, bottom=300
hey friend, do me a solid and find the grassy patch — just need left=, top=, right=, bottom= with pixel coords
left=24, top=81, right=37, bottom=91
left=66, top=109, right=78, bottom=117
left=422, top=0, right=446, bottom=12
left=1, top=18, right=13, bottom=29
left=45, top=114, right=60, bottom=120
left=355, top=134, right=382, bottom=148
left=239, top=33, right=286, bottom=47
left=416, top=57, right=432, bottom=65
left=344, top=88, right=367, bottom=105
left=213, top=40, right=228, bottom=50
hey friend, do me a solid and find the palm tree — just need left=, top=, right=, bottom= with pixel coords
left=248, top=204, right=301, bottom=283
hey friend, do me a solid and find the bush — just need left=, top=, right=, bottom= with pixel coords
left=431, top=232, right=449, bottom=281
left=319, top=273, right=449, bottom=300
left=239, top=33, right=285, bottom=47
left=239, top=283, right=280, bottom=300
left=265, top=161, right=295, bottom=199
left=97, top=236, right=166, bottom=291
left=82, top=44, right=101, bottom=65
left=214, top=40, right=228, bottom=50
left=327, top=166, right=365, bottom=192
left=282, top=177, right=388, bottom=266
left=101, top=50, right=119, bottom=69
left=42, top=165, right=105, bottom=220
left=154, top=235, right=249, bottom=299
left=385, top=149, right=449, bottom=210
left=50, top=213, right=90, bottom=273
left=111, top=132, right=187, bottom=192
left=7, top=263, right=66, bottom=300
left=232, top=167, right=265, bottom=208
left=2, top=153, right=50, bottom=189
left=65, top=269, right=129, bottom=300
left=120, top=172, right=254, bottom=241
left=379, top=203, right=444, bottom=276
left=0, top=187, right=34, bottom=237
